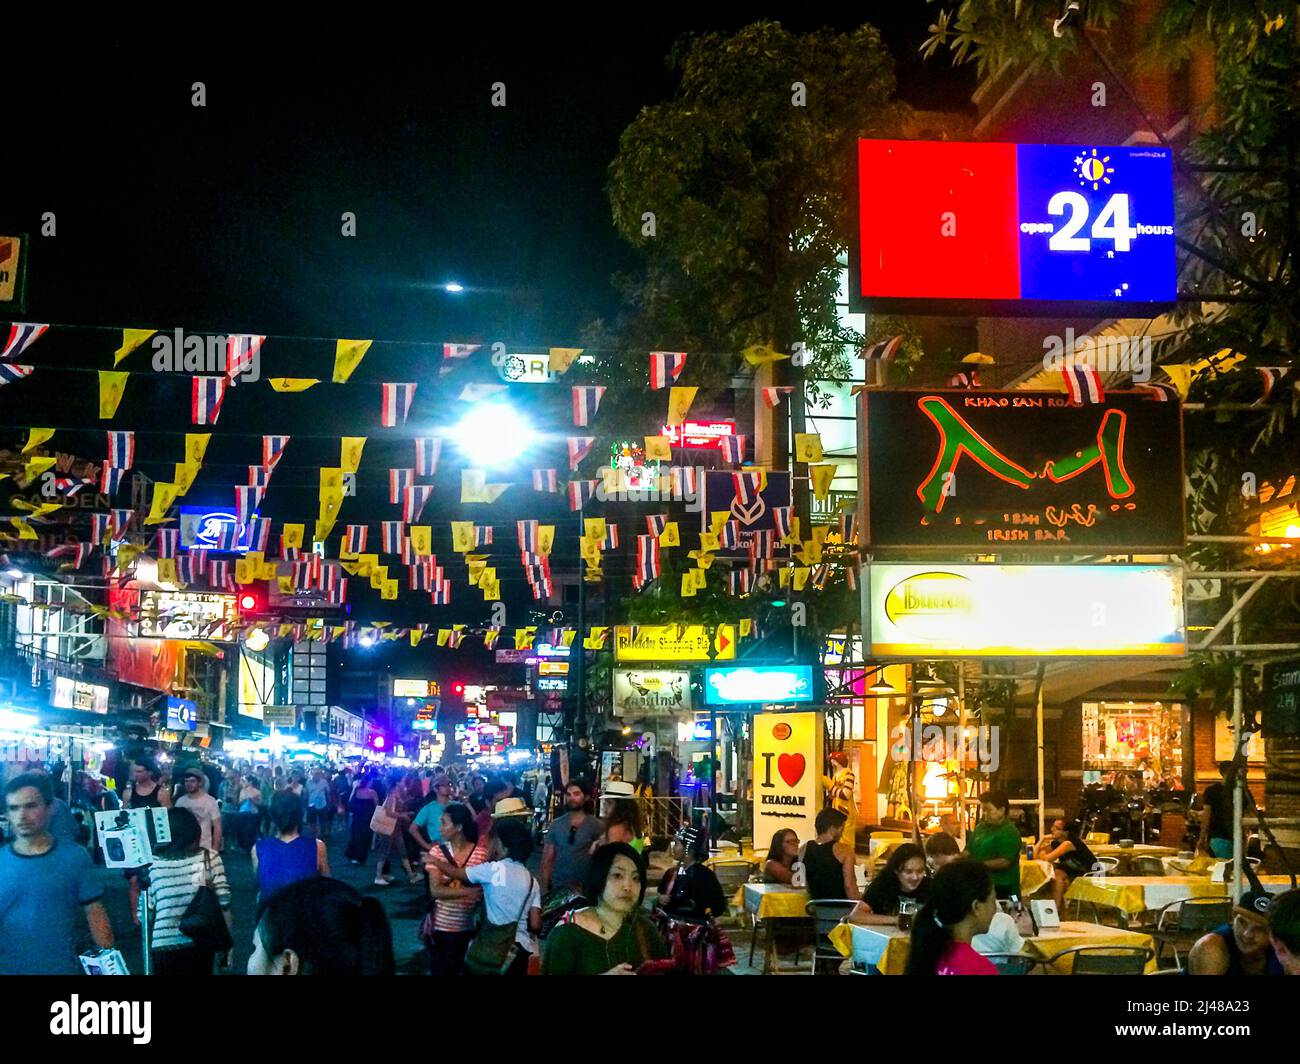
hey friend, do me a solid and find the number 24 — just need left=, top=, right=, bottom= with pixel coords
left=1047, top=192, right=1137, bottom=252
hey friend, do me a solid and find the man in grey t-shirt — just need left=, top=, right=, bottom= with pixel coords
left=540, top=779, right=604, bottom=898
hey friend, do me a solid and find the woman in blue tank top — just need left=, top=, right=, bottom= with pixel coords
left=253, top=791, right=329, bottom=899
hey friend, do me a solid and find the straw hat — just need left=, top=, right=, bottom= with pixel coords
left=492, top=797, right=532, bottom=818
left=599, top=781, right=635, bottom=799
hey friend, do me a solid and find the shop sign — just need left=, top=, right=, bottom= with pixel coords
left=857, top=390, right=1185, bottom=551
left=393, top=678, right=438, bottom=698
left=612, top=669, right=691, bottom=718
left=138, top=590, right=238, bottom=641
left=534, top=642, right=570, bottom=658
left=538, top=661, right=569, bottom=677
left=752, top=711, right=823, bottom=854
left=1264, top=660, right=1300, bottom=738
left=865, top=563, right=1186, bottom=657
left=614, top=624, right=736, bottom=662
left=494, top=649, right=534, bottom=665
left=264, top=705, right=297, bottom=728
left=699, top=472, right=792, bottom=540
left=52, top=677, right=110, bottom=715
left=536, top=677, right=567, bottom=691
left=703, top=665, right=815, bottom=706
left=851, top=139, right=1176, bottom=315
left=180, top=506, right=259, bottom=553
left=165, top=696, right=197, bottom=731
left=661, top=419, right=736, bottom=449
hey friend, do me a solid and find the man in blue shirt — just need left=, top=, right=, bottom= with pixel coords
left=0, top=772, right=114, bottom=975
left=409, top=777, right=454, bottom=854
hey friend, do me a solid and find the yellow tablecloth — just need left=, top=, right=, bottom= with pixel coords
left=1091, top=844, right=1180, bottom=859
left=1020, top=859, right=1053, bottom=897
left=829, top=919, right=1158, bottom=974
left=743, top=883, right=811, bottom=920
left=1065, top=874, right=1292, bottom=917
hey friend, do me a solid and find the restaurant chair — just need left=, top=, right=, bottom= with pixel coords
left=1092, top=857, right=1120, bottom=874
left=1150, top=898, right=1232, bottom=969
left=711, top=860, right=755, bottom=927
left=982, top=953, right=1038, bottom=976
left=1132, top=856, right=1166, bottom=877
left=1046, top=945, right=1153, bottom=975
left=805, top=901, right=861, bottom=975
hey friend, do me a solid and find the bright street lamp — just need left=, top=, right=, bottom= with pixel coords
left=451, top=403, right=536, bottom=466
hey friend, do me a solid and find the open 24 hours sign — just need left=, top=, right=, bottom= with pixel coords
left=850, top=140, right=1176, bottom=316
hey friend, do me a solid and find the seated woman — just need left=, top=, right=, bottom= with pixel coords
left=541, top=843, right=670, bottom=975
left=924, top=831, right=962, bottom=873
left=763, top=828, right=800, bottom=884
left=1033, top=818, right=1097, bottom=911
left=904, top=860, right=999, bottom=976
left=850, top=842, right=930, bottom=925
left=657, top=826, right=728, bottom=921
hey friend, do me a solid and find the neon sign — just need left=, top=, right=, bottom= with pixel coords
left=851, top=140, right=1176, bottom=315
left=180, top=506, right=257, bottom=553
left=662, top=420, right=736, bottom=449
left=858, top=390, right=1184, bottom=550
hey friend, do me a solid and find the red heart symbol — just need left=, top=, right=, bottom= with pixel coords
left=777, top=753, right=805, bottom=788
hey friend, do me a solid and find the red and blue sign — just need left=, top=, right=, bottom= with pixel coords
left=851, top=140, right=1176, bottom=316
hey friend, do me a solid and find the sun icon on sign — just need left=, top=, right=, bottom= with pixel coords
left=1074, top=149, right=1114, bottom=191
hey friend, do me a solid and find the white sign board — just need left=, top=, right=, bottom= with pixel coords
left=612, top=669, right=692, bottom=718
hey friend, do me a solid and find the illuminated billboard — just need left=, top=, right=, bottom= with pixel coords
left=614, top=624, right=736, bottom=662
left=857, top=389, right=1185, bottom=551
left=851, top=140, right=1176, bottom=315
left=865, top=563, right=1185, bottom=657
left=661, top=420, right=736, bottom=449
left=703, top=666, right=816, bottom=706
left=138, top=590, right=238, bottom=641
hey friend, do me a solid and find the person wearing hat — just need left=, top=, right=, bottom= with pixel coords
left=593, top=781, right=646, bottom=854
left=492, top=797, right=533, bottom=819
left=656, top=826, right=728, bottom=921
left=175, top=764, right=223, bottom=854
left=1268, top=889, right=1300, bottom=975
left=1187, top=888, right=1286, bottom=975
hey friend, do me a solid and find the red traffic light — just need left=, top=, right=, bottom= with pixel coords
left=451, top=682, right=465, bottom=696
left=238, top=592, right=259, bottom=612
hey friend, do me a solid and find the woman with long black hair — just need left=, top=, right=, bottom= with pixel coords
left=904, top=859, right=999, bottom=976
left=851, top=842, right=931, bottom=925
left=247, top=877, right=394, bottom=975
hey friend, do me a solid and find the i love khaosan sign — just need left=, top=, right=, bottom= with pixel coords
left=752, top=711, right=823, bottom=855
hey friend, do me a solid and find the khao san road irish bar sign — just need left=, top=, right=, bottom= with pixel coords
left=856, top=389, right=1185, bottom=551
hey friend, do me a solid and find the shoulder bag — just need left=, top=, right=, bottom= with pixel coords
left=464, top=867, right=535, bottom=976
left=179, top=852, right=233, bottom=952
left=370, top=795, right=399, bottom=836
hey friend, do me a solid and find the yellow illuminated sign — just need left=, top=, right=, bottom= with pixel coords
left=752, top=711, right=823, bottom=855
left=614, top=624, right=736, bottom=662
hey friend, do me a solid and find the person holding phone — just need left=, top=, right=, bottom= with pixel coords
left=423, top=803, right=488, bottom=975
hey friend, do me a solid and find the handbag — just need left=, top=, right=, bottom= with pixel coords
left=464, top=869, right=535, bottom=976
left=178, top=853, right=233, bottom=952
left=370, top=800, right=399, bottom=836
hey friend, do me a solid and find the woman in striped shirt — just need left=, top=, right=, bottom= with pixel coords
left=147, top=807, right=232, bottom=976
left=424, top=802, right=489, bottom=975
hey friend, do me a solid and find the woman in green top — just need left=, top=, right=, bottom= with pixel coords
left=541, top=843, right=669, bottom=975
left=966, top=790, right=1024, bottom=900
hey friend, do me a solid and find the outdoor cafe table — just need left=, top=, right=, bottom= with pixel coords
left=1089, top=844, right=1180, bottom=874
left=1064, top=874, right=1293, bottom=924
left=829, top=919, right=1159, bottom=975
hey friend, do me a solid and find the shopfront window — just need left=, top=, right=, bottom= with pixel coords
left=1082, top=701, right=1184, bottom=791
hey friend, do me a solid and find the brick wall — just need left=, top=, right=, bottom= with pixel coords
left=1190, top=703, right=1266, bottom=805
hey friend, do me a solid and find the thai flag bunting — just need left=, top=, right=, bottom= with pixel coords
left=1254, top=366, right=1291, bottom=406
left=773, top=506, right=792, bottom=542
left=812, top=564, right=830, bottom=589
left=415, top=437, right=442, bottom=476
left=381, top=521, right=404, bottom=554
left=49, top=476, right=91, bottom=497
left=215, top=521, right=241, bottom=552
left=649, top=351, right=687, bottom=390
left=728, top=570, right=752, bottom=596
left=860, top=335, right=902, bottom=361
left=110, top=509, right=134, bottom=537
left=209, top=559, right=233, bottom=589
left=157, top=527, right=179, bottom=559
left=754, top=530, right=776, bottom=557
left=568, top=436, right=595, bottom=471
left=719, top=521, right=739, bottom=549
left=568, top=480, right=596, bottom=511
left=293, top=560, right=314, bottom=589
left=247, top=517, right=271, bottom=553
left=389, top=468, right=413, bottom=505
left=280, top=537, right=299, bottom=561
left=408, top=565, right=429, bottom=591
left=474, top=525, right=494, bottom=547
left=225, top=334, right=265, bottom=383
left=69, top=542, right=92, bottom=570
left=845, top=561, right=859, bottom=592
left=517, top=517, right=538, bottom=551
left=636, top=535, right=660, bottom=583
left=106, top=431, right=135, bottom=469
left=235, top=485, right=264, bottom=525
left=191, top=375, right=227, bottom=424
left=1, top=323, right=48, bottom=361
left=401, top=535, right=416, bottom=564
left=381, top=382, right=417, bottom=427
left=292, top=624, right=306, bottom=642
left=262, top=435, right=289, bottom=471
left=91, top=513, right=111, bottom=545
left=948, top=369, right=981, bottom=389
left=101, top=467, right=125, bottom=495
left=189, top=548, right=209, bottom=577
left=733, top=471, right=762, bottom=506
left=668, top=466, right=697, bottom=500
left=442, top=343, right=480, bottom=361
left=720, top=434, right=746, bottom=465
left=432, top=580, right=452, bottom=605
left=761, top=386, right=794, bottom=409
left=320, top=562, right=340, bottom=593
left=532, top=468, right=558, bottom=492
left=1133, top=383, right=1179, bottom=402
left=572, top=386, right=606, bottom=427
left=403, top=485, right=433, bottom=522
left=329, top=580, right=348, bottom=606
left=0, top=363, right=35, bottom=384
left=645, top=514, right=667, bottom=537
left=1062, top=364, right=1105, bottom=405
left=345, top=525, right=368, bottom=554
left=176, top=556, right=196, bottom=584
left=448, top=628, right=464, bottom=649
left=838, top=511, right=857, bottom=545
left=603, top=525, right=619, bottom=550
